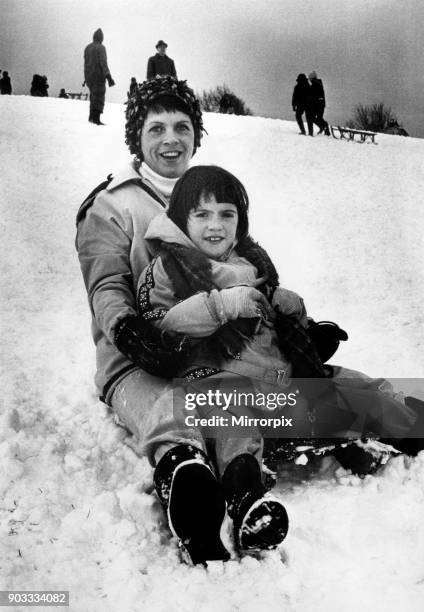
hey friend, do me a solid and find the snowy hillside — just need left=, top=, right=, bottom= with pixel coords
left=1, top=95, right=424, bottom=612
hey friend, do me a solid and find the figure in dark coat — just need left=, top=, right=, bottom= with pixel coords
left=308, top=71, right=330, bottom=135
left=292, top=74, right=314, bottom=136
left=0, top=70, right=12, bottom=94
left=59, top=88, right=69, bottom=99
left=84, top=28, right=115, bottom=125
left=30, top=74, right=49, bottom=97
left=146, top=40, right=177, bottom=79
left=129, top=77, right=137, bottom=97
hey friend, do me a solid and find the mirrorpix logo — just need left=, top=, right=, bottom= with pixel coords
left=183, top=388, right=297, bottom=429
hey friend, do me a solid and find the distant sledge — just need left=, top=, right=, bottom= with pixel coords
left=331, top=125, right=377, bottom=144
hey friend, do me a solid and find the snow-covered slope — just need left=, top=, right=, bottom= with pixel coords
left=1, top=96, right=423, bottom=612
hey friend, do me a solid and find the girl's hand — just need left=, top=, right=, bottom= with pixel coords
left=220, top=286, right=273, bottom=320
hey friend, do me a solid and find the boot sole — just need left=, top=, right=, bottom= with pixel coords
left=239, top=495, right=289, bottom=552
left=168, top=461, right=230, bottom=564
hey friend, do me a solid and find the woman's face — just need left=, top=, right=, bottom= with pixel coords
left=141, top=110, right=195, bottom=178
left=187, top=194, right=238, bottom=260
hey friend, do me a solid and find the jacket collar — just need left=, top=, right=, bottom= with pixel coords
left=105, top=162, right=168, bottom=207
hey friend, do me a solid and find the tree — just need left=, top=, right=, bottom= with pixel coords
left=198, top=84, right=252, bottom=116
left=346, top=102, right=398, bottom=133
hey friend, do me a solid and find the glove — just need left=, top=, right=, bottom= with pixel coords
left=307, top=319, right=348, bottom=363
left=271, top=287, right=305, bottom=319
left=219, top=286, right=273, bottom=321
left=82, top=81, right=86, bottom=87
left=107, top=75, right=115, bottom=87
left=114, top=314, right=191, bottom=378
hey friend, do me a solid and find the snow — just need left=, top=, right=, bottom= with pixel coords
left=1, top=95, right=424, bottom=611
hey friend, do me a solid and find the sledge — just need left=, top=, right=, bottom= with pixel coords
left=68, top=92, right=89, bottom=100
left=331, top=125, right=377, bottom=144
left=263, top=437, right=397, bottom=479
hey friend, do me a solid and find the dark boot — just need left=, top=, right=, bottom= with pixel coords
left=88, top=110, right=94, bottom=123
left=380, top=396, right=424, bottom=456
left=222, top=454, right=289, bottom=552
left=91, top=110, right=105, bottom=125
left=154, top=444, right=230, bottom=565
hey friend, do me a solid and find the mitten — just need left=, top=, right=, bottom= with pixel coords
left=219, top=286, right=272, bottom=321
left=307, top=319, right=348, bottom=363
left=107, top=75, right=115, bottom=87
left=114, top=314, right=190, bottom=378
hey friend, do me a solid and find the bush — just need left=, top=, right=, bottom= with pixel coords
left=198, top=84, right=252, bottom=116
left=346, top=102, right=398, bottom=133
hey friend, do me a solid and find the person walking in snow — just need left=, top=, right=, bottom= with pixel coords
left=146, top=40, right=177, bottom=80
left=308, top=70, right=330, bottom=135
left=0, top=70, right=12, bottom=94
left=83, top=28, right=115, bottom=125
left=292, top=74, right=314, bottom=136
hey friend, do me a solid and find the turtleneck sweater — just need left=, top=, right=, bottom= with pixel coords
left=140, top=162, right=179, bottom=202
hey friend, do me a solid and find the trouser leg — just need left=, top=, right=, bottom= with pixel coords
left=305, top=109, right=314, bottom=135
left=295, top=109, right=306, bottom=134
left=110, top=369, right=206, bottom=466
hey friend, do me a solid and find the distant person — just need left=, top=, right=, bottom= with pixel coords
left=30, top=74, right=49, bottom=97
left=0, top=70, right=12, bottom=95
left=292, top=73, right=314, bottom=136
left=146, top=40, right=177, bottom=79
left=59, top=88, right=69, bottom=99
left=129, top=77, right=137, bottom=97
left=83, top=28, right=115, bottom=125
left=385, top=119, right=409, bottom=137
left=308, top=71, right=330, bottom=136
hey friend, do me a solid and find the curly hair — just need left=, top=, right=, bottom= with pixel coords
left=125, top=76, right=204, bottom=162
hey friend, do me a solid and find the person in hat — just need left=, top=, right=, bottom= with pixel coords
left=308, top=70, right=330, bottom=135
left=83, top=28, right=115, bottom=125
left=146, top=40, right=177, bottom=80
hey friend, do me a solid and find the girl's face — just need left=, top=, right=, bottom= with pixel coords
left=187, top=194, right=239, bottom=260
left=141, top=110, right=194, bottom=178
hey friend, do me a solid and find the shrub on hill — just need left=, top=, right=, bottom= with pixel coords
left=346, top=102, right=399, bottom=133
left=198, top=84, right=252, bottom=116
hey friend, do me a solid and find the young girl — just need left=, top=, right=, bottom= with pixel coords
left=135, top=165, right=421, bottom=565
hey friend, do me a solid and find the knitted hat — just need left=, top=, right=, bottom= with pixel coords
left=156, top=40, right=168, bottom=49
left=93, top=28, right=103, bottom=42
left=125, top=75, right=204, bottom=161
left=308, top=71, right=317, bottom=79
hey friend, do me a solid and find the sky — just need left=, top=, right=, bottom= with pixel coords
left=1, top=0, right=424, bottom=137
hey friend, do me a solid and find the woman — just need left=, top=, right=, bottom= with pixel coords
left=76, top=76, right=248, bottom=565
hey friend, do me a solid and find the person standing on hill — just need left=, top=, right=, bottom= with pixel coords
left=308, top=70, right=330, bottom=135
left=0, top=70, right=12, bottom=94
left=292, top=73, right=314, bottom=136
left=84, top=28, right=115, bottom=125
left=146, top=40, right=177, bottom=79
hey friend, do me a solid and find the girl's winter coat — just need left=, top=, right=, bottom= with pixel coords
left=137, top=213, right=306, bottom=381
